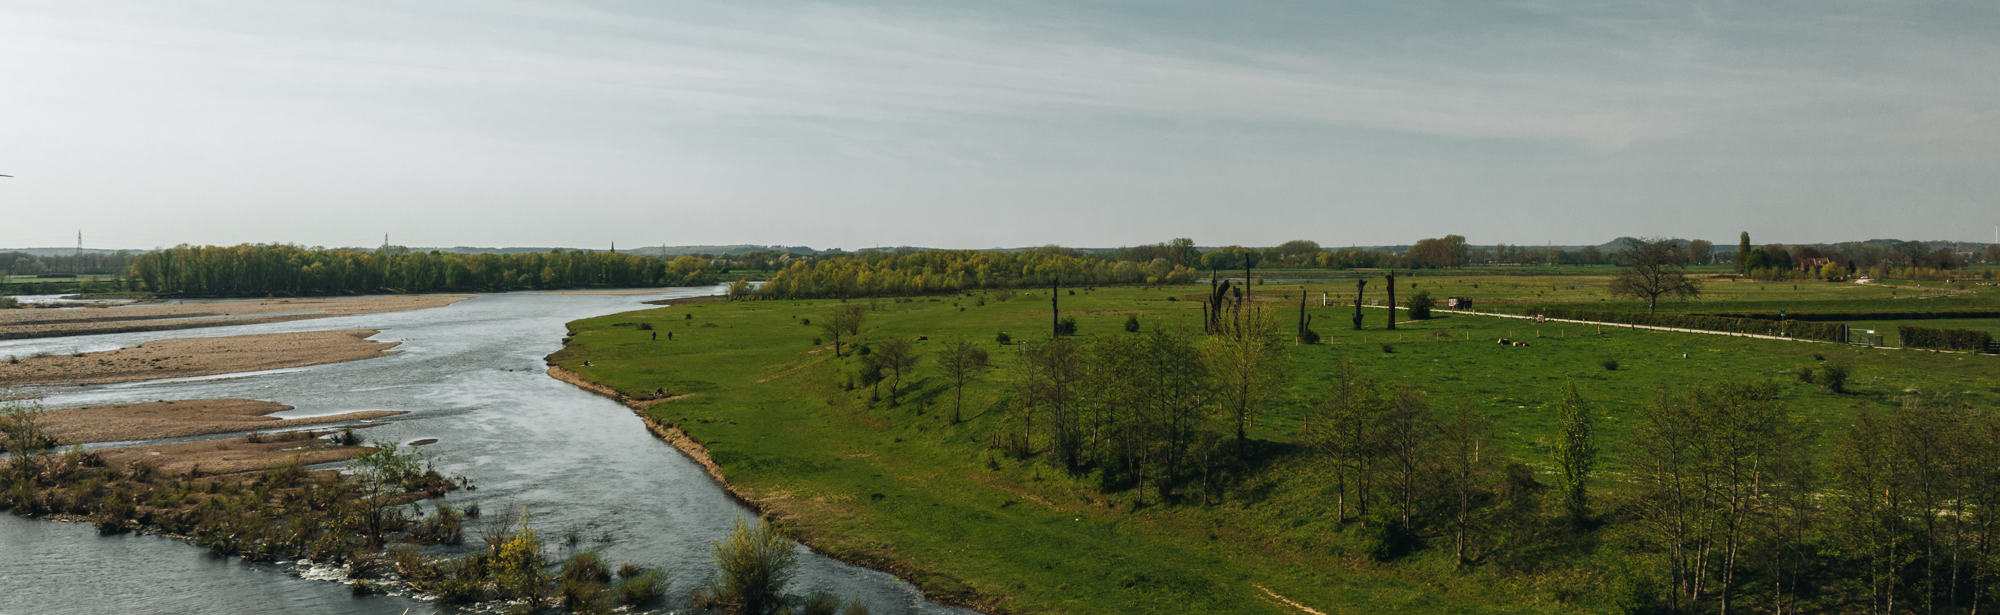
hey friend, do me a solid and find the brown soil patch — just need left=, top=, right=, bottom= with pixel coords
left=37, top=398, right=406, bottom=444
left=0, top=295, right=470, bottom=340
left=94, top=431, right=368, bottom=477
left=0, top=329, right=400, bottom=387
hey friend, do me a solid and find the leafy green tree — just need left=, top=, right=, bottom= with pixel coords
left=1629, top=381, right=1800, bottom=613
left=349, top=440, right=423, bottom=546
left=818, top=304, right=867, bottom=358
left=1436, top=398, right=1497, bottom=569
left=1205, top=305, right=1290, bottom=456
left=1024, top=337, right=1086, bottom=469
left=1305, top=360, right=1385, bottom=521
left=1551, top=381, right=1596, bottom=522
left=1737, top=232, right=1752, bottom=273
left=874, top=337, right=921, bottom=407
left=936, top=339, right=990, bottom=424
left=0, top=397, right=54, bottom=480
left=1609, top=237, right=1703, bottom=313
left=726, top=278, right=753, bottom=300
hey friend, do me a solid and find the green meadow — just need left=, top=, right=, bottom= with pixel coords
left=553, top=277, right=2000, bottom=614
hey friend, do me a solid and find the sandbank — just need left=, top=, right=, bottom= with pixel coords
left=34, top=398, right=405, bottom=444
left=0, top=294, right=470, bottom=339
left=0, top=329, right=400, bottom=386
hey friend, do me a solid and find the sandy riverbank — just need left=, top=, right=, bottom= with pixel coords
left=33, top=398, right=405, bottom=444
left=0, top=329, right=400, bottom=386
left=0, top=294, right=470, bottom=339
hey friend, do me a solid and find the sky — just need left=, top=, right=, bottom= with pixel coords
left=1, top=0, right=1996, bottom=251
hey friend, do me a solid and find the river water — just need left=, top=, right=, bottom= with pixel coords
left=0, top=289, right=968, bottom=615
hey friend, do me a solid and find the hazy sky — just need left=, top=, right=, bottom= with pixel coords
left=3, top=1, right=1996, bottom=250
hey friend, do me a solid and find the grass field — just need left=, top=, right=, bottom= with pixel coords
left=552, top=275, right=2000, bottom=615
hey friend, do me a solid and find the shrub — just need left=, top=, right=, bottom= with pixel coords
left=636, top=322, right=653, bottom=331
left=1380, top=343, right=1394, bottom=354
left=707, top=518, right=798, bottom=615
left=1300, top=328, right=1320, bottom=344
left=1602, top=358, right=1619, bottom=371
left=611, top=568, right=668, bottom=606
left=1056, top=317, right=1078, bottom=336
left=1818, top=362, right=1851, bottom=393
left=1124, top=314, right=1140, bottom=333
left=411, top=504, right=464, bottom=545
left=1794, top=366, right=1815, bottom=384
left=1406, top=290, right=1435, bottom=320
left=995, top=331, right=1012, bottom=345
left=801, top=592, right=844, bottom=615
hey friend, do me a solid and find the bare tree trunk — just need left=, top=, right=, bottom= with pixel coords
left=1386, top=273, right=1397, bottom=330
left=1298, top=288, right=1307, bottom=344
left=1352, top=279, right=1366, bottom=330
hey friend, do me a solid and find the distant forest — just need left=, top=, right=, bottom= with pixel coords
left=127, top=244, right=717, bottom=297
left=0, top=251, right=139, bottom=276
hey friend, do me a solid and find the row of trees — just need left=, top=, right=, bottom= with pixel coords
left=1736, top=233, right=1978, bottom=275
left=753, top=247, right=1201, bottom=299
left=127, top=244, right=718, bottom=296
left=0, top=251, right=140, bottom=276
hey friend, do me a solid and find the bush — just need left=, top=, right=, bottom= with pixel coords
left=1818, top=362, right=1851, bottom=393
left=1602, top=358, right=1619, bottom=371
left=611, top=568, right=668, bottom=606
left=1056, top=317, right=1078, bottom=337
left=800, top=592, right=843, bottom=615
left=1794, top=366, right=1815, bottom=384
left=707, top=518, right=798, bottom=615
left=1124, top=314, right=1140, bottom=333
left=1380, top=343, right=1395, bottom=354
left=1300, top=328, right=1320, bottom=344
left=996, top=331, right=1012, bottom=345
left=636, top=322, right=653, bottom=331
left=1406, top=290, right=1434, bottom=320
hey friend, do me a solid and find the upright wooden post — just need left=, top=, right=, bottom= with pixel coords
left=1352, top=279, right=1367, bottom=330
left=1297, top=288, right=1308, bottom=344
left=1385, top=273, right=1397, bottom=330
left=1052, top=278, right=1060, bottom=338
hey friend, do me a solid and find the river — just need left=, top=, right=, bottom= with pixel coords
left=0, top=288, right=968, bottom=615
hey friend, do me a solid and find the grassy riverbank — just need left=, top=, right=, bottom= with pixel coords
left=552, top=278, right=2000, bottom=614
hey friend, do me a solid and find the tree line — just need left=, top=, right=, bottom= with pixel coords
left=753, top=247, right=1202, bottom=299
left=126, top=244, right=718, bottom=296
left=0, top=251, right=140, bottom=277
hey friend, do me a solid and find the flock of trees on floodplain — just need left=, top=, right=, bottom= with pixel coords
left=820, top=290, right=2000, bottom=614
left=127, top=244, right=718, bottom=297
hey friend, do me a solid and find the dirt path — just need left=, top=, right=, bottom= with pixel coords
left=0, top=294, right=470, bottom=340
left=33, top=398, right=404, bottom=444
left=0, top=329, right=402, bottom=386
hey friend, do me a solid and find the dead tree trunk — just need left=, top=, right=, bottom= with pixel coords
left=1298, top=288, right=1308, bottom=344
left=1352, top=279, right=1367, bottom=330
left=1052, top=278, right=1060, bottom=338
left=1385, top=273, right=1397, bottom=330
